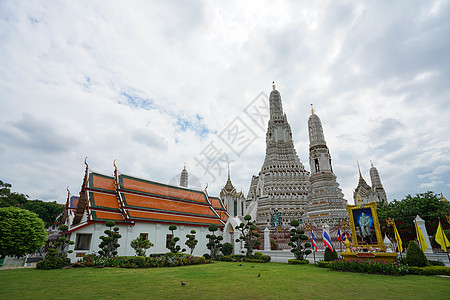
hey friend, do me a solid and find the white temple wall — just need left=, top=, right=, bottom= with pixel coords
left=67, top=222, right=217, bottom=262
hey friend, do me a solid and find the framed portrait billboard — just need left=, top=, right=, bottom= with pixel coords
left=346, top=201, right=385, bottom=251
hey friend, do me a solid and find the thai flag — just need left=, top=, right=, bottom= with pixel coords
left=323, top=227, right=334, bottom=252
left=337, top=226, right=344, bottom=243
left=311, top=230, right=318, bottom=252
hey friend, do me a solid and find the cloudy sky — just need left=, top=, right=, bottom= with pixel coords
left=1, top=1, right=449, bottom=205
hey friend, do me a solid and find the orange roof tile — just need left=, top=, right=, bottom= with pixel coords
left=93, top=210, right=125, bottom=221
left=90, top=173, right=115, bottom=192
left=120, top=175, right=207, bottom=204
left=122, top=193, right=215, bottom=217
left=128, top=210, right=223, bottom=225
left=75, top=171, right=226, bottom=227
left=89, top=192, right=120, bottom=210
left=210, top=197, right=226, bottom=211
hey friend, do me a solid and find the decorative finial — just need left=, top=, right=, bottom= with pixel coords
left=357, top=161, right=362, bottom=178
left=272, top=81, right=276, bottom=90
left=114, top=159, right=117, bottom=171
left=227, top=162, right=230, bottom=180
left=311, top=104, right=315, bottom=114
left=84, top=157, right=88, bottom=168
left=370, top=160, right=374, bottom=168
left=66, top=186, right=70, bottom=194
left=183, top=162, right=186, bottom=170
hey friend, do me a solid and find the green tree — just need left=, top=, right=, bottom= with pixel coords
left=0, top=206, right=46, bottom=259
left=23, top=200, right=64, bottom=228
left=378, top=191, right=450, bottom=246
left=0, top=180, right=28, bottom=207
left=378, top=191, right=450, bottom=223
left=166, top=225, right=185, bottom=253
left=323, top=247, right=338, bottom=261
left=0, top=180, right=64, bottom=228
left=130, top=236, right=154, bottom=256
left=206, top=224, right=223, bottom=259
left=37, top=224, right=73, bottom=270
left=288, top=219, right=312, bottom=260
left=185, top=230, right=198, bottom=255
left=98, top=220, right=121, bottom=257
left=235, top=215, right=260, bottom=257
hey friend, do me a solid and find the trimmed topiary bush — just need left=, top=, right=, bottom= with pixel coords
left=206, top=224, right=223, bottom=259
left=288, top=259, right=309, bottom=265
left=261, top=255, right=271, bottom=262
left=130, top=236, right=153, bottom=257
left=167, top=225, right=186, bottom=254
left=185, top=230, right=198, bottom=255
left=323, top=247, right=338, bottom=261
left=316, top=261, right=331, bottom=268
left=36, top=248, right=71, bottom=270
left=288, top=220, right=312, bottom=260
left=98, top=220, right=121, bottom=257
left=406, top=241, right=428, bottom=267
left=428, top=260, right=445, bottom=266
left=222, top=242, right=233, bottom=256
left=408, top=266, right=450, bottom=276
left=235, top=215, right=260, bottom=257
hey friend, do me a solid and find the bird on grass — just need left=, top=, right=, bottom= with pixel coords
left=250, top=266, right=254, bottom=268
left=257, top=273, right=260, bottom=277
left=181, top=281, right=186, bottom=286
left=238, top=264, right=242, bottom=266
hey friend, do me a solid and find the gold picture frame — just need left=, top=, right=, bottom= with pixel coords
left=346, top=201, right=386, bottom=251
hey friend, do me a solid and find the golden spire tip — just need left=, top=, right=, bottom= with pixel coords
left=311, top=104, right=314, bottom=114
left=272, top=81, right=276, bottom=90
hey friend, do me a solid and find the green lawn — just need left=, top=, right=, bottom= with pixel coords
left=1, top=262, right=449, bottom=299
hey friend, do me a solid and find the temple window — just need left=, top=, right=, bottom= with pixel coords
left=140, top=233, right=149, bottom=240
left=75, top=233, right=92, bottom=250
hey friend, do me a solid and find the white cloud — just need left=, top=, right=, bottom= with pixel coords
left=1, top=0, right=449, bottom=204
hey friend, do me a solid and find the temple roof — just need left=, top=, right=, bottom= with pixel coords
left=71, top=170, right=227, bottom=228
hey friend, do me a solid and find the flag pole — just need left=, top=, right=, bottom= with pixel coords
left=313, top=247, right=316, bottom=263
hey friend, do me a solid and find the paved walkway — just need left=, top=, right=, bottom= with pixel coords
left=1, top=256, right=25, bottom=268
left=0, top=255, right=44, bottom=270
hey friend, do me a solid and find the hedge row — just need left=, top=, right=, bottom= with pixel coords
left=288, top=259, right=309, bottom=265
left=328, top=259, right=408, bottom=276
left=408, top=266, right=450, bottom=276
left=315, top=261, right=331, bottom=268
left=36, top=255, right=71, bottom=270
left=82, top=253, right=210, bottom=268
left=214, top=253, right=270, bottom=263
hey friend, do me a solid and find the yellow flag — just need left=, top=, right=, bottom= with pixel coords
left=435, top=221, right=450, bottom=252
left=415, top=222, right=428, bottom=253
left=393, top=223, right=403, bottom=253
